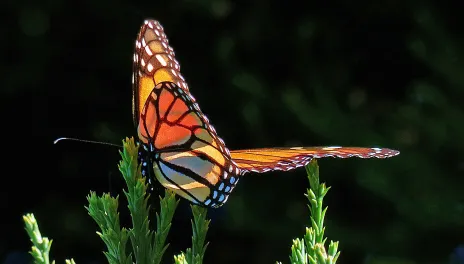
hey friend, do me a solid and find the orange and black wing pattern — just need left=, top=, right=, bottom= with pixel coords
left=136, top=82, right=240, bottom=208
left=132, top=19, right=400, bottom=208
left=132, top=20, right=189, bottom=127
left=132, top=20, right=241, bottom=208
left=230, top=146, right=400, bottom=173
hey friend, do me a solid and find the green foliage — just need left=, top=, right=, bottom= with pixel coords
left=23, top=213, right=75, bottom=264
left=84, top=137, right=181, bottom=264
left=175, top=205, right=210, bottom=264
left=23, top=138, right=209, bottom=264
left=24, top=138, right=342, bottom=264
left=86, top=193, right=132, bottom=264
left=279, top=160, right=340, bottom=264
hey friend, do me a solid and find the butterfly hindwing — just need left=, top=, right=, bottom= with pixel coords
left=137, top=81, right=239, bottom=208
left=132, top=20, right=242, bottom=208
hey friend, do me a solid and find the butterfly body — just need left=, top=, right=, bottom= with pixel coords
left=132, top=20, right=399, bottom=208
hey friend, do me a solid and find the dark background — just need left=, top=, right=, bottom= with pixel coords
left=3, top=0, right=464, bottom=263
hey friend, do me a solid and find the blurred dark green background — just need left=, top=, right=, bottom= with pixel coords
left=3, top=0, right=464, bottom=263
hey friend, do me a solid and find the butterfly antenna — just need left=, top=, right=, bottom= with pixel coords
left=53, top=137, right=121, bottom=148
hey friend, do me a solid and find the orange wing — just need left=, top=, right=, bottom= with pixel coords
left=137, top=81, right=240, bottom=207
left=132, top=20, right=243, bottom=208
left=132, top=19, right=401, bottom=208
left=230, top=147, right=400, bottom=173
left=132, top=19, right=189, bottom=127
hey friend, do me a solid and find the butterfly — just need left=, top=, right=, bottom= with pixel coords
left=132, top=19, right=400, bottom=208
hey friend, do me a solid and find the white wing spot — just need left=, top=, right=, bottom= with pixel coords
left=144, top=45, right=153, bottom=56
left=322, top=146, right=342, bottom=150
left=156, top=54, right=167, bottom=66
left=147, top=63, right=154, bottom=72
left=372, top=147, right=383, bottom=153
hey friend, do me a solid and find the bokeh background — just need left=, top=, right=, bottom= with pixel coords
left=3, top=0, right=464, bottom=263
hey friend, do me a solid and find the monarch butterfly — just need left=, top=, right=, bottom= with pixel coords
left=132, top=19, right=400, bottom=208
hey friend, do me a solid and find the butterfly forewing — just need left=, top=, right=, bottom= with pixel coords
left=231, top=146, right=400, bottom=173
left=133, top=20, right=241, bottom=208
left=132, top=20, right=189, bottom=127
